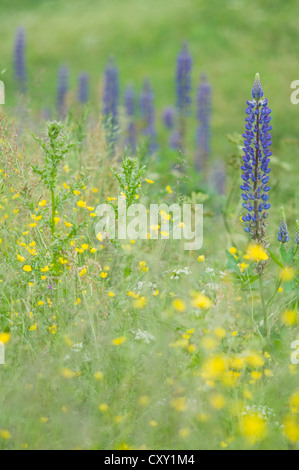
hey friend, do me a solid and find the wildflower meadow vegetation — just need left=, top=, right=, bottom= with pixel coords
left=0, top=0, right=299, bottom=451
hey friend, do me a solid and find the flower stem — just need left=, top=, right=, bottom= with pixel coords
left=259, top=273, right=268, bottom=337
left=51, top=189, right=56, bottom=237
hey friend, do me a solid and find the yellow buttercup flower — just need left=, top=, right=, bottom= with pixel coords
left=281, top=309, right=297, bottom=327
left=112, top=336, right=126, bottom=346
left=280, top=267, right=297, bottom=282
left=241, top=414, right=267, bottom=444
left=79, top=267, right=87, bottom=277
left=0, top=332, right=11, bottom=344
left=61, top=368, right=76, bottom=379
left=23, top=265, right=32, bottom=273
left=94, top=371, right=104, bottom=381
left=172, top=298, right=186, bottom=312
left=244, top=244, right=268, bottom=262
left=283, top=416, right=299, bottom=444
left=0, top=429, right=12, bottom=440
left=191, top=292, right=212, bottom=309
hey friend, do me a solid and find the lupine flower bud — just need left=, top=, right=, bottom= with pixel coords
left=56, top=65, right=70, bottom=119
left=140, top=79, right=157, bottom=154
left=295, top=220, right=299, bottom=245
left=277, top=208, right=290, bottom=243
left=196, top=74, right=212, bottom=172
left=241, top=73, right=272, bottom=245
left=77, top=72, right=90, bottom=104
left=176, top=42, right=192, bottom=141
left=124, top=85, right=137, bottom=152
left=13, top=27, right=27, bottom=93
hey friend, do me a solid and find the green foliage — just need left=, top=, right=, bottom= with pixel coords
left=112, top=156, right=146, bottom=208
left=32, top=121, right=73, bottom=192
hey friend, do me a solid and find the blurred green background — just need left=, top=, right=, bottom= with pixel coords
left=1, top=0, right=299, bottom=159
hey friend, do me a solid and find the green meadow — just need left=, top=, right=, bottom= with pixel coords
left=0, top=0, right=298, bottom=451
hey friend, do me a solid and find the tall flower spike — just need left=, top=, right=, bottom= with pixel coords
left=124, top=85, right=137, bottom=152
left=103, top=58, right=119, bottom=126
left=295, top=220, right=299, bottom=245
left=56, top=65, right=70, bottom=119
left=196, top=74, right=212, bottom=172
left=277, top=208, right=290, bottom=243
left=162, top=106, right=175, bottom=130
left=211, top=159, right=226, bottom=195
left=13, top=27, right=27, bottom=93
left=77, top=72, right=90, bottom=104
left=241, top=73, right=272, bottom=245
left=176, top=42, right=192, bottom=141
left=140, top=79, right=158, bottom=154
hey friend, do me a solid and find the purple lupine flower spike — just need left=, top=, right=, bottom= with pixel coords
left=196, top=74, right=212, bottom=172
left=212, top=159, right=226, bottom=195
left=170, top=130, right=181, bottom=150
left=162, top=107, right=175, bottom=130
left=295, top=220, right=299, bottom=245
left=77, top=72, right=90, bottom=104
left=103, top=57, right=119, bottom=126
left=176, top=42, right=192, bottom=141
left=241, top=73, right=272, bottom=245
left=124, top=85, right=137, bottom=152
left=57, top=65, right=70, bottom=119
left=13, top=27, right=27, bottom=93
left=140, top=79, right=158, bottom=154
left=124, top=85, right=135, bottom=117
left=277, top=208, right=289, bottom=243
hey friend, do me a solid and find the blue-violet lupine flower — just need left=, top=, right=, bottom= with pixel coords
left=162, top=107, right=175, bottom=130
left=13, top=27, right=27, bottom=92
left=211, top=159, right=226, bottom=195
left=196, top=74, right=212, bottom=171
left=241, top=73, right=272, bottom=244
left=103, top=58, right=119, bottom=126
left=176, top=42, right=192, bottom=140
left=57, top=65, right=70, bottom=119
left=77, top=72, right=90, bottom=104
left=124, top=85, right=137, bottom=152
left=295, top=220, right=299, bottom=245
left=277, top=208, right=290, bottom=243
left=140, top=79, right=158, bottom=154
left=170, top=130, right=181, bottom=150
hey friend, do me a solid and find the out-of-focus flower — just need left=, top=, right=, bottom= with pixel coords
left=77, top=72, right=89, bottom=104
left=140, top=79, right=157, bottom=154
left=124, top=85, right=137, bottom=152
left=57, top=65, right=70, bottom=119
left=196, top=74, right=212, bottom=172
left=13, top=27, right=27, bottom=92
left=176, top=42, right=192, bottom=141
left=103, top=57, right=119, bottom=128
left=162, top=106, right=175, bottom=130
